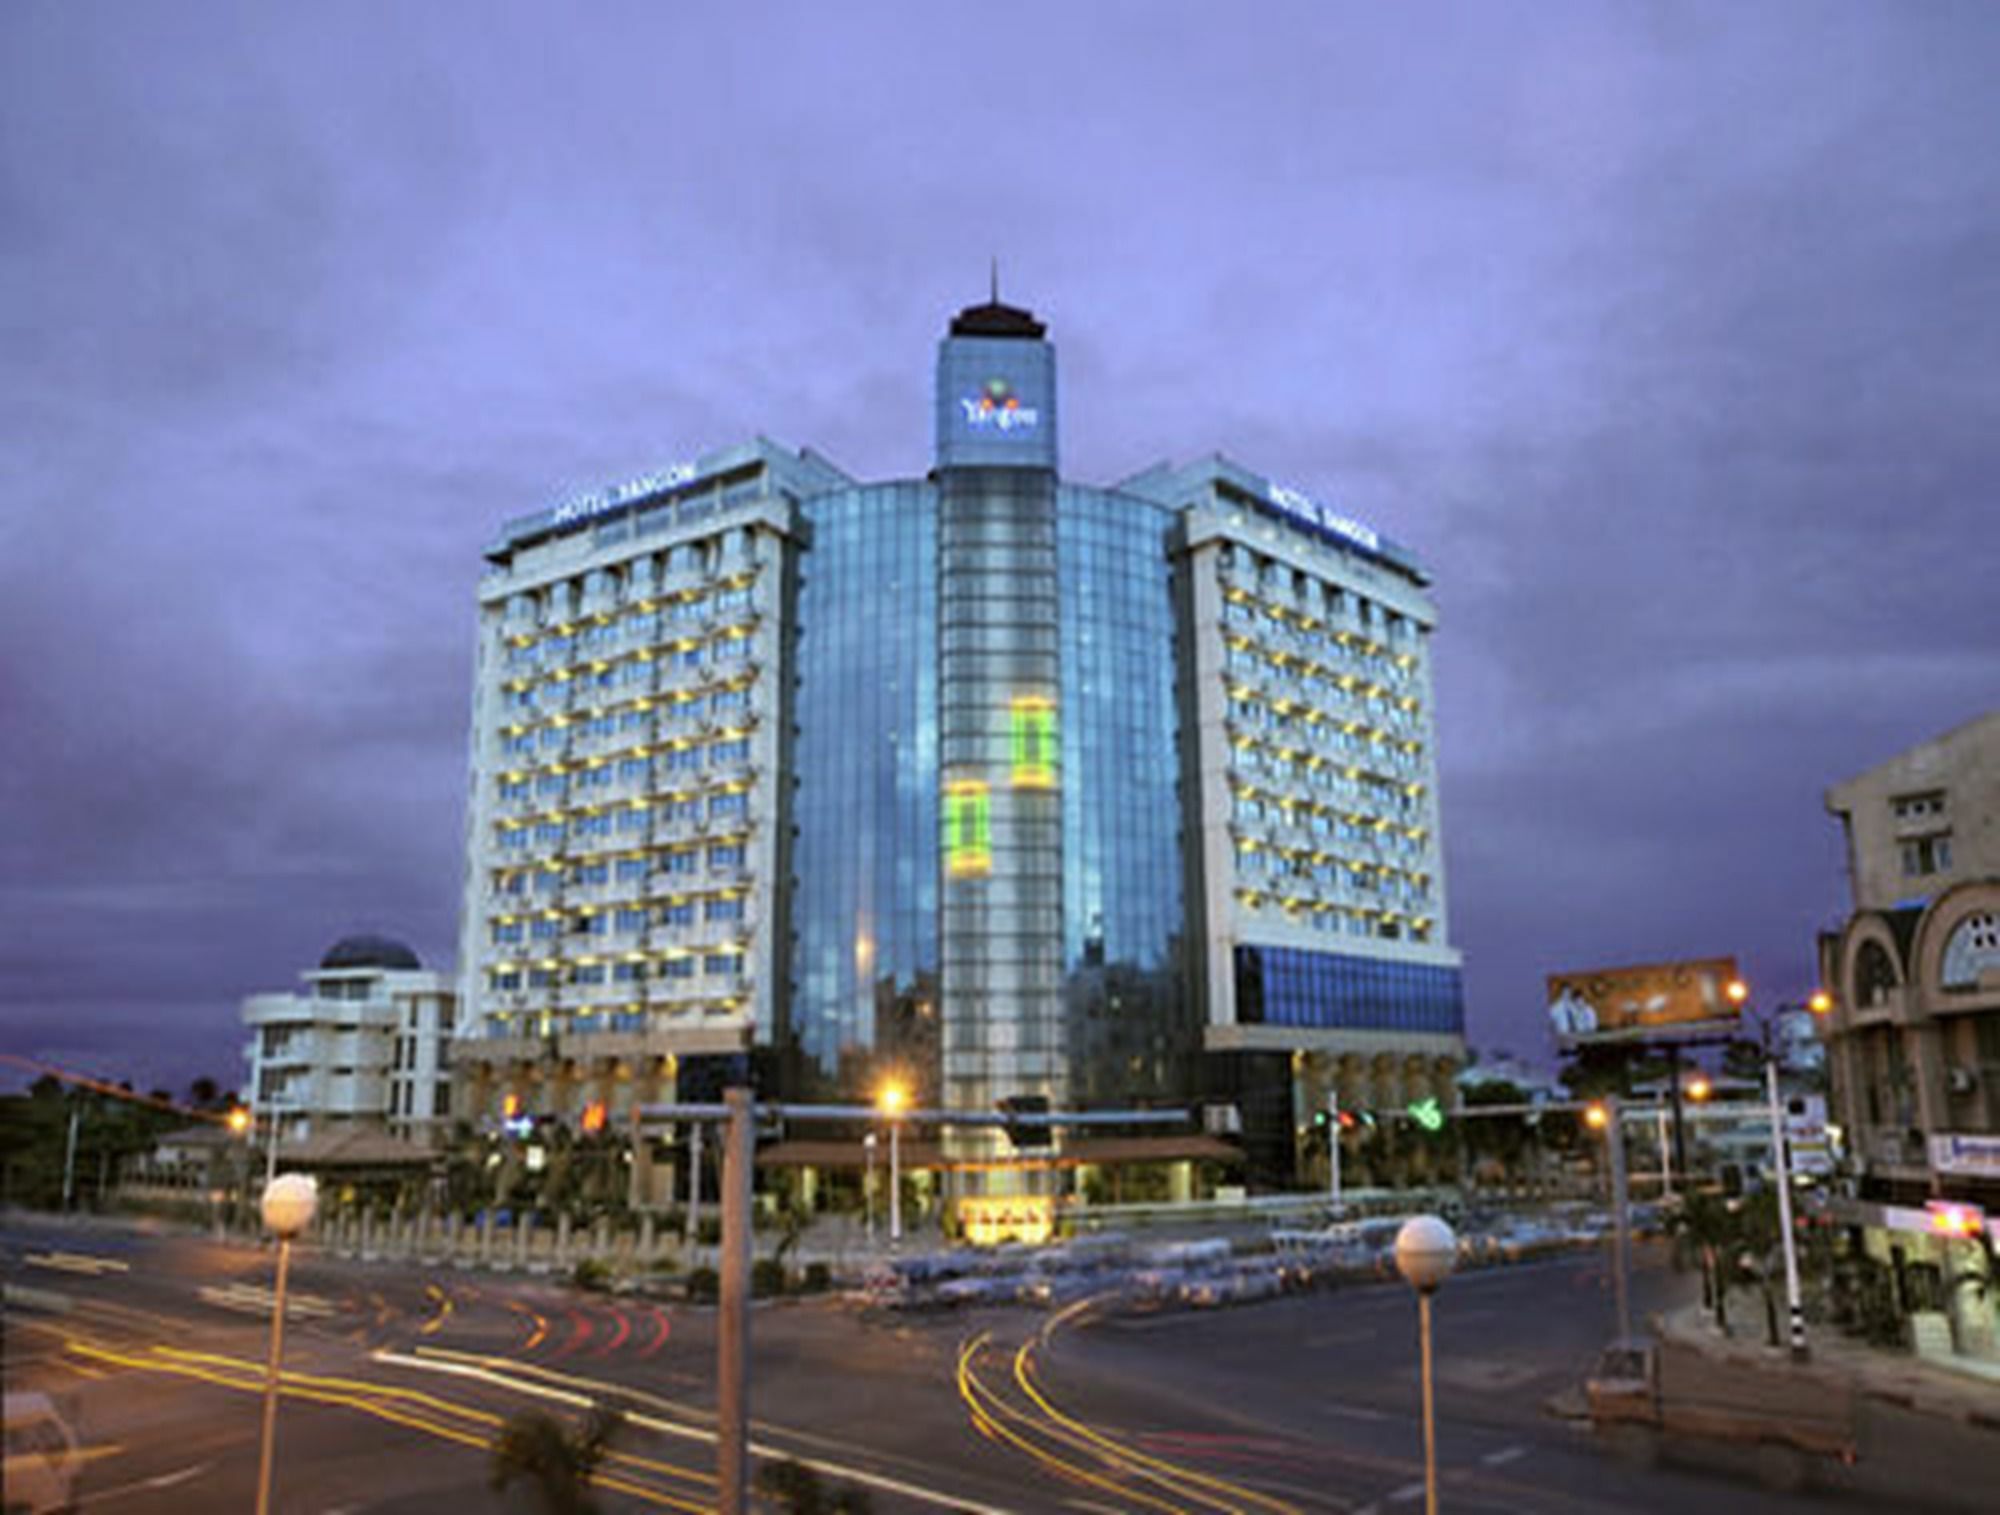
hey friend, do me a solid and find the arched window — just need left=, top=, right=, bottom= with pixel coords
left=1941, top=912, right=2000, bottom=991
left=1855, top=940, right=1898, bottom=1009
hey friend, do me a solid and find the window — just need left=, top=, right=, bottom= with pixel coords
left=1901, top=834, right=1953, bottom=876
left=707, top=843, right=745, bottom=870
left=708, top=792, right=747, bottom=820
left=660, top=900, right=695, bottom=926
left=704, top=952, right=745, bottom=977
left=945, top=780, right=991, bottom=876
left=705, top=896, right=745, bottom=923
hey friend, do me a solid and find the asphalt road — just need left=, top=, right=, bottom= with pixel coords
left=6, top=1213, right=1992, bottom=1513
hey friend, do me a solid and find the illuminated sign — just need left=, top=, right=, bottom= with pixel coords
left=1406, top=1097, right=1445, bottom=1133
left=1265, top=481, right=1381, bottom=553
left=1926, top=1201, right=1985, bottom=1238
left=1930, top=1133, right=2000, bottom=1180
left=581, top=1100, right=607, bottom=1135
left=1546, top=957, right=1744, bottom=1046
left=945, top=781, right=992, bottom=876
left=551, top=462, right=698, bottom=527
left=1010, top=697, right=1057, bottom=788
left=958, top=1194, right=1055, bottom=1248
left=960, top=377, right=1040, bottom=434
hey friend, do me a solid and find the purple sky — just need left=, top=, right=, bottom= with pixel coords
left=4, top=3, right=1996, bottom=1097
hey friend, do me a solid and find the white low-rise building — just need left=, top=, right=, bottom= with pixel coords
left=241, top=935, right=456, bottom=1147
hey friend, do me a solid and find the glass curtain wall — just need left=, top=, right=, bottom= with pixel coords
left=1058, top=487, right=1198, bottom=1104
left=787, top=483, right=940, bottom=1100
left=937, top=467, right=1064, bottom=1117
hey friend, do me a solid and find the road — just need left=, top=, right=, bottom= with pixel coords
left=6, top=1213, right=1992, bottom=1512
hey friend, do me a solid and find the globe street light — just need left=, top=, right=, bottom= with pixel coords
left=1395, top=1215, right=1457, bottom=1515
left=255, top=1173, right=318, bottom=1515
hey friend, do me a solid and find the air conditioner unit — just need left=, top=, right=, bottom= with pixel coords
left=1947, top=1066, right=1979, bottom=1095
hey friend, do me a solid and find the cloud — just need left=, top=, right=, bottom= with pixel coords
left=2, top=1, right=1995, bottom=1087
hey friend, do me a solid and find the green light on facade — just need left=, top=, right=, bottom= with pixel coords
left=1010, top=696, right=1056, bottom=789
left=1407, top=1096, right=1445, bottom=1133
left=945, top=780, right=992, bottom=876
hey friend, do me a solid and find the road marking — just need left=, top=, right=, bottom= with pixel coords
left=1386, top=1482, right=1426, bottom=1504
left=1322, top=1401, right=1391, bottom=1422
left=26, top=1250, right=130, bottom=1276
left=1480, top=1445, right=1526, bottom=1467
left=77, top=1459, right=211, bottom=1507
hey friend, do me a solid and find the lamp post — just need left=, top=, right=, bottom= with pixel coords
left=877, top=1080, right=909, bottom=1245
left=863, top=1131, right=878, bottom=1245
left=255, top=1173, right=318, bottom=1515
left=1395, top=1216, right=1457, bottom=1515
left=1734, top=979, right=1813, bottom=1363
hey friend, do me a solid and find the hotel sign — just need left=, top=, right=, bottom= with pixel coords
left=551, top=462, right=698, bottom=527
left=960, top=377, right=1040, bottom=434
left=1266, top=481, right=1381, bottom=554
left=957, top=1194, right=1055, bottom=1247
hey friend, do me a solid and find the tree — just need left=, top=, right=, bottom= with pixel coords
left=489, top=1407, right=623, bottom=1515
left=188, top=1076, right=222, bottom=1110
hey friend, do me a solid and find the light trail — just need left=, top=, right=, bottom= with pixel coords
left=384, top=1344, right=1014, bottom=1514
left=1014, top=1303, right=1304, bottom=1515
left=418, top=1283, right=453, bottom=1337
left=956, top=1330, right=1187, bottom=1514
left=61, top=1336, right=711, bottom=1513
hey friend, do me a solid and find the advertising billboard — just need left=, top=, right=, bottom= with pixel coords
left=1545, top=957, right=1742, bottom=1046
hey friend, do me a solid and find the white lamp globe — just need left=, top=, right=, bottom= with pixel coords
left=1395, top=1215, right=1458, bottom=1294
left=261, top=1173, right=319, bottom=1239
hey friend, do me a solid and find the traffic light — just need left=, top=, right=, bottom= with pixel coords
left=998, top=1093, right=1051, bottom=1150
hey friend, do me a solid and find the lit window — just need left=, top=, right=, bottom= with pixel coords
left=1010, top=697, right=1057, bottom=788
left=945, top=781, right=992, bottom=876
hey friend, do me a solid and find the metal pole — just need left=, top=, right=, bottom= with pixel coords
left=1656, top=1107, right=1672, bottom=1199
left=264, top=1109, right=281, bottom=1195
left=1667, top=1043, right=1688, bottom=1179
left=62, top=1105, right=80, bottom=1211
left=1765, top=1057, right=1808, bottom=1361
left=889, top=1119, right=902, bottom=1245
left=1419, top=1289, right=1438, bottom=1515
left=716, top=1088, right=752, bottom=1515
left=1607, top=1095, right=1633, bottom=1342
left=253, top=1236, right=292, bottom=1515
left=1328, top=1091, right=1343, bottom=1211
left=685, top=1117, right=703, bottom=1249
left=864, top=1133, right=876, bottom=1245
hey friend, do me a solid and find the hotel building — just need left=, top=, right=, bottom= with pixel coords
left=454, top=294, right=1464, bottom=1185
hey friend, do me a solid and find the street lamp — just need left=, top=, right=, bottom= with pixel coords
left=876, top=1080, right=909, bottom=1246
left=862, top=1131, right=878, bottom=1244
left=1735, top=981, right=1810, bottom=1363
left=1395, top=1216, right=1457, bottom=1515
left=254, top=1173, right=319, bottom=1515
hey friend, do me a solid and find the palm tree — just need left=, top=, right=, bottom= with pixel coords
left=489, top=1407, right=623, bottom=1514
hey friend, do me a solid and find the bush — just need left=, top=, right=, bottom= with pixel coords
left=758, top=1457, right=874, bottom=1514
left=802, top=1262, right=832, bottom=1294
left=752, top=1258, right=788, bottom=1297
left=685, top=1266, right=719, bottom=1303
left=572, top=1257, right=613, bottom=1293
left=696, top=1216, right=722, bottom=1246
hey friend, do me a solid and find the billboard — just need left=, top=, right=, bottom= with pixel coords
left=1545, top=957, right=1742, bottom=1046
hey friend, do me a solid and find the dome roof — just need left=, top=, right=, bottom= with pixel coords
left=319, top=934, right=422, bottom=971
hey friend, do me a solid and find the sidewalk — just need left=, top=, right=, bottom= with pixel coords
left=1657, top=1302, right=2000, bottom=1431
